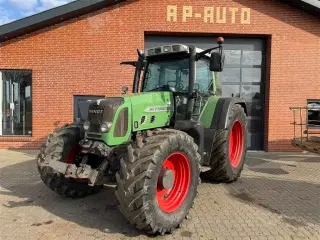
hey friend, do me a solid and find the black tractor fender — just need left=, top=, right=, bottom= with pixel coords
left=210, top=97, right=247, bottom=130
left=173, top=98, right=247, bottom=166
left=200, top=97, right=247, bottom=165
left=174, top=120, right=205, bottom=164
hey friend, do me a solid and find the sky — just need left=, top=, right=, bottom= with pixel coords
left=0, top=0, right=75, bottom=26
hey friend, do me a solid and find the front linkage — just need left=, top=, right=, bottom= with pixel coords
left=38, top=126, right=134, bottom=188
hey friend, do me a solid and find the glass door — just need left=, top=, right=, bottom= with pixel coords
left=1, top=70, right=32, bottom=136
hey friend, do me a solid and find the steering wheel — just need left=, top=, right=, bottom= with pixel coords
left=167, top=81, right=184, bottom=92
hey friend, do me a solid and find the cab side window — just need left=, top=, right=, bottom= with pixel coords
left=196, top=59, right=213, bottom=92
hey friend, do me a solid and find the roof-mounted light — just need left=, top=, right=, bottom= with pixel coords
left=146, top=44, right=189, bottom=56
left=147, top=49, right=155, bottom=56
left=163, top=46, right=172, bottom=53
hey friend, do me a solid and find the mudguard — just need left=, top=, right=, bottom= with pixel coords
left=174, top=98, right=247, bottom=166
left=210, top=97, right=247, bottom=130
left=201, top=97, right=247, bottom=165
left=174, top=120, right=205, bottom=164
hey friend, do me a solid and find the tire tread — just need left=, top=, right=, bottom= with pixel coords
left=37, top=124, right=102, bottom=198
left=203, top=105, right=247, bottom=182
left=115, top=129, right=200, bottom=234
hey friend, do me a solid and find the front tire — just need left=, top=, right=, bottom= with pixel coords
left=37, top=124, right=102, bottom=198
left=203, top=104, right=247, bottom=182
left=115, top=129, right=201, bottom=235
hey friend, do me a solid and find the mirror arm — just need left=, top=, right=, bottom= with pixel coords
left=218, top=45, right=223, bottom=55
left=120, top=61, right=138, bottom=67
left=196, top=45, right=222, bottom=60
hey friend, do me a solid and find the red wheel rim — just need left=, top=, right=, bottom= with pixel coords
left=66, top=145, right=88, bottom=182
left=229, top=120, right=244, bottom=168
left=66, top=145, right=82, bottom=164
left=156, top=152, right=191, bottom=213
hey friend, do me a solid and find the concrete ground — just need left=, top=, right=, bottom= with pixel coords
left=0, top=150, right=319, bottom=240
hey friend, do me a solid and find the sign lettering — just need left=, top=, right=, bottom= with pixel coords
left=167, top=6, right=177, bottom=22
left=145, top=106, right=174, bottom=112
left=167, top=5, right=251, bottom=24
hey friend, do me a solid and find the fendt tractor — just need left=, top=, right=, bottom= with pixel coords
left=37, top=37, right=248, bottom=235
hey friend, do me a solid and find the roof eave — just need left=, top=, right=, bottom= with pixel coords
left=0, top=0, right=319, bottom=44
left=280, top=0, right=320, bottom=16
left=0, top=0, right=126, bottom=43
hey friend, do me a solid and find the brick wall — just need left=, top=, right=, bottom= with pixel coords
left=0, top=0, right=319, bottom=150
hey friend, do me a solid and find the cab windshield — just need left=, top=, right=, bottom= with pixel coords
left=142, top=58, right=216, bottom=94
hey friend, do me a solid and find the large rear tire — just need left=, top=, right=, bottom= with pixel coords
left=203, top=104, right=247, bottom=182
left=37, top=124, right=102, bottom=198
left=115, top=129, right=201, bottom=235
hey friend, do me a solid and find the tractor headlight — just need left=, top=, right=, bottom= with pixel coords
left=83, top=121, right=90, bottom=131
left=100, top=122, right=112, bottom=133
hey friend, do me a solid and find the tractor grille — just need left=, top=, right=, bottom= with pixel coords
left=87, top=98, right=124, bottom=133
left=150, top=115, right=156, bottom=123
left=87, top=133, right=102, bottom=139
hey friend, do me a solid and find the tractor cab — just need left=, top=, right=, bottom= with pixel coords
left=143, top=46, right=215, bottom=93
left=126, top=37, right=225, bottom=120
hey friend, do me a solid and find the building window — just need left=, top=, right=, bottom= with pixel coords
left=307, top=99, right=320, bottom=129
left=0, top=70, right=32, bottom=136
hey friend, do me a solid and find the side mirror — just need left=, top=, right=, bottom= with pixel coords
left=210, top=52, right=224, bottom=72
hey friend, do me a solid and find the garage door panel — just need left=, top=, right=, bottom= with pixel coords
left=225, top=50, right=242, bottom=65
left=242, top=50, right=263, bottom=66
left=245, top=99, right=263, bottom=117
left=221, top=68, right=241, bottom=83
left=242, top=68, right=262, bottom=83
left=222, top=85, right=241, bottom=98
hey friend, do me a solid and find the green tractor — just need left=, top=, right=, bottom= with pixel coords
left=37, top=37, right=248, bottom=235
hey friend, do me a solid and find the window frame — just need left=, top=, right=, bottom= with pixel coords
left=0, top=69, right=33, bottom=137
left=195, top=57, right=215, bottom=94
left=141, top=55, right=217, bottom=95
left=141, top=57, right=190, bottom=93
left=307, top=99, right=320, bottom=129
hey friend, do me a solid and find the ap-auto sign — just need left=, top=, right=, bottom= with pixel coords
left=167, top=5, right=251, bottom=24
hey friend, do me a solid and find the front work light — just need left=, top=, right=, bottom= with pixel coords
left=83, top=121, right=90, bottom=131
left=100, top=122, right=112, bottom=133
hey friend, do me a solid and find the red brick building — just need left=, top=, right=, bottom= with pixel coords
left=0, top=0, right=319, bottom=151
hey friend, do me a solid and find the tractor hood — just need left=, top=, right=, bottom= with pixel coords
left=87, top=97, right=124, bottom=132
left=86, top=92, right=174, bottom=146
left=126, top=92, right=174, bottom=132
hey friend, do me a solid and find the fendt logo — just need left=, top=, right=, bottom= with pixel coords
left=89, top=109, right=103, bottom=114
